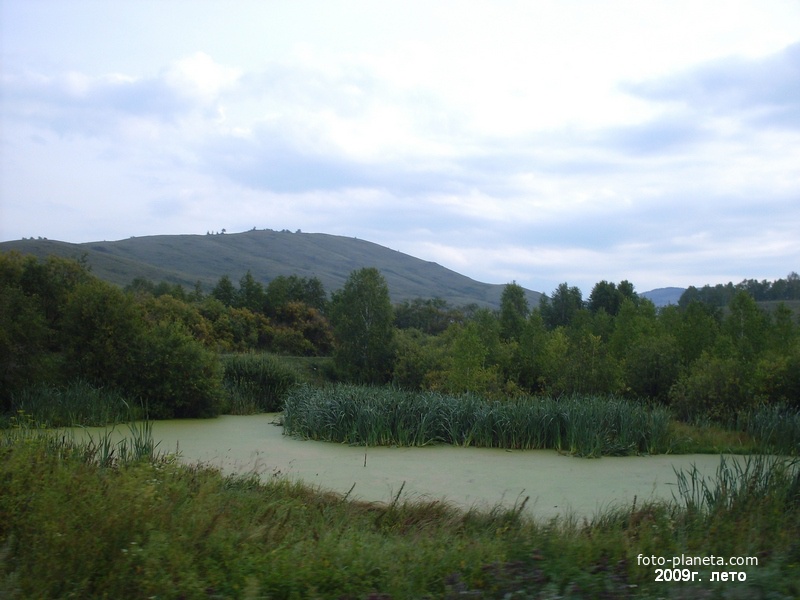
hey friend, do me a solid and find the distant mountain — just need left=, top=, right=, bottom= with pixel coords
left=641, top=287, right=685, bottom=307
left=0, top=230, right=542, bottom=310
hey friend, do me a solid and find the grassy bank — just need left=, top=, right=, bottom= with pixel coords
left=2, top=425, right=799, bottom=598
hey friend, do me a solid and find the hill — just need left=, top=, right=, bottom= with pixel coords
left=640, top=287, right=685, bottom=307
left=0, top=230, right=542, bottom=309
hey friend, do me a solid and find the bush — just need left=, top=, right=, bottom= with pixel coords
left=132, top=320, right=224, bottom=419
left=669, top=352, right=752, bottom=421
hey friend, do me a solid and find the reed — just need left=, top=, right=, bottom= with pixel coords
left=738, top=404, right=800, bottom=455
left=673, top=454, right=800, bottom=515
left=220, top=352, right=300, bottom=414
left=282, top=384, right=673, bottom=456
left=8, top=379, right=137, bottom=426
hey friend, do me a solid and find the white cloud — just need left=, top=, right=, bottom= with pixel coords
left=166, top=52, right=241, bottom=101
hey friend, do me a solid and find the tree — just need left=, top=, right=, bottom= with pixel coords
left=60, top=279, right=145, bottom=387
left=499, top=282, right=529, bottom=342
left=330, top=268, right=395, bottom=383
left=236, top=271, right=266, bottom=313
left=445, top=321, right=502, bottom=395
left=394, top=297, right=461, bottom=335
left=539, top=283, right=584, bottom=329
left=588, top=280, right=621, bottom=316
left=675, top=300, right=720, bottom=365
left=723, top=291, right=767, bottom=362
left=265, top=275, right=327, bottom=316
left=211, top=275, right=237, bottom=307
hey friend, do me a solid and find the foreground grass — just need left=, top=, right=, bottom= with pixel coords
left=2, top=427, right=799, bottom=599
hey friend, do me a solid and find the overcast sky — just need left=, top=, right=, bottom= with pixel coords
left=2, top=1, right=799, bottom=295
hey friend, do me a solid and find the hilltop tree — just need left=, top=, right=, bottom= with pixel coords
left=330, top=268, right=395, bottom=383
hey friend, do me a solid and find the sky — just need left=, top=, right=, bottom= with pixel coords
left=2, top=1, right=799, bottom=295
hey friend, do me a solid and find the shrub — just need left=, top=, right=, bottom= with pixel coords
left=669, top=352, right=752, bottom=421
left=132, top=320, right=224, bottom=419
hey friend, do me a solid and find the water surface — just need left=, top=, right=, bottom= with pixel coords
left=77, top=414, right=736, bottom=520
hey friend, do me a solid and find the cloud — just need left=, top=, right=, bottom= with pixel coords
left=1, top=53, right=242, bottom=140
left=3, top=15, right=800, bottom=297
left=622, top=41, right=800, bottom=129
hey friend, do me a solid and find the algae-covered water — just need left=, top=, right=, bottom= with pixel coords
left=73, top=414, right=736, bottom=520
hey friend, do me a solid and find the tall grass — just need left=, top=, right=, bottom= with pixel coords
left=673, top=454, right=800, bottom=515
left=283, top=384, right=672, bottom=456
left=737, top=404, right=800, bottom=456
left=220, top=352, right=300, bottom=414
left=8, top=379, right=138, bottom=427
left=1, top=415, right=161, bottom=468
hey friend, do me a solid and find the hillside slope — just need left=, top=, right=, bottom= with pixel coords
left=0, top=230, right=542, bottom=309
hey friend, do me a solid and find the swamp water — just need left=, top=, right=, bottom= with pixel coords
left=73, top=414, right=737, bottom=521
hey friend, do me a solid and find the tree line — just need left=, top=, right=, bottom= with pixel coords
left=679, top=272, right=800, bottom=307
left=2, top=251, right=798, bottom=422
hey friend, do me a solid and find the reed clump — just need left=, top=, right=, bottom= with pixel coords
left=220, top=352, right=301, bottom=414
left=7, top=379, right=138, bottom=427
left=737, top=404, right=800, bottom=456
left=282, top=384, right=672, bottom=456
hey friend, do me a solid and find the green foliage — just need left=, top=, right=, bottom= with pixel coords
left=0, top=253, right=225, bottom=421
left=4, top=248, right=799, bottom=428
left=669, top=353, right=751, bottom=421
left=220, top=353, right=300, bottom=413
left=738, top=404, right=800, bottom=455
left=394, top=296, right=463, bottom=335
left=753, top=346, right=800, bottom=408
left=265, top=274, right=328, bottom=315
left=8, top=380, right=137, bottom=427
left=539, top=282, right=584, bottom=329
left=499, top=282, right=529, bottom=341
left=210, top=274, right=236, bottom=306
left=724, top=290, right=769, bottom=362
left=622, top=334, right=681, bottom=402
left=284, top=384, right=672, bottom=456
left=330, top=267, right=395, bottom=384
left=132, top=320, right=223, bottom=419
left=235, top=270, right=266, bottom=312
left=59, top=279, right=146, bottom=385
left=0, top=252, right=92, bottom=406
left=0, top=282, right=54, bottom=407
left=674, top=300, right=721, bottom=365
left=442, top=321, right=504, bottom=397
left=392, top=328, right=444, bottom=390
left=680, top=271, right=800, bottom=307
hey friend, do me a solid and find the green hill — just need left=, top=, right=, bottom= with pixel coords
left=0, top=230, right=542, bottom=309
